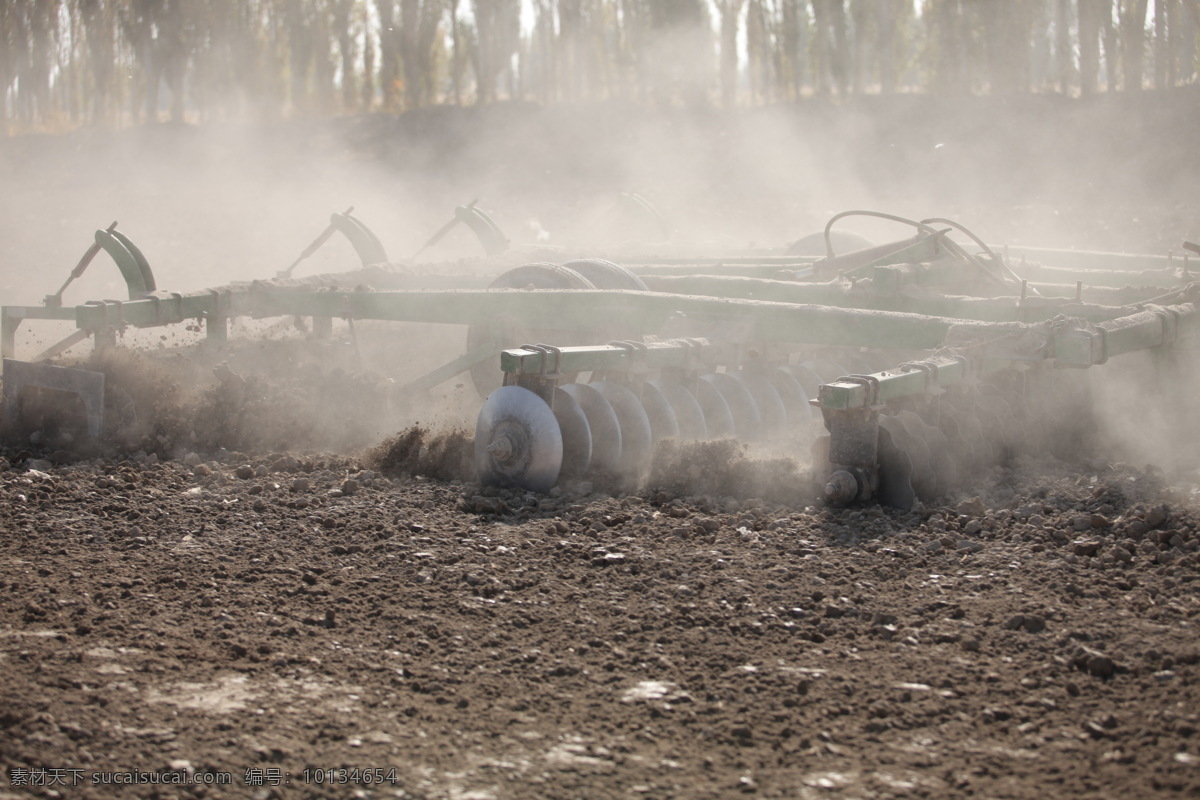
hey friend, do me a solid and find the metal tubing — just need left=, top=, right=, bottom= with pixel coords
left=54, top=283, right=1200, bottom=364
left=500, top=340, right=714, bottom=375
left=67, top=286, right=1018, bottom=350
left=814, top=231, right=947, bottom=277
left=1098, top=303, right=1194, bottom=359
left=817, top=357, right=969, bottom=410
left=629, top=259, right=815, bottom=278
left=400, top=338, right=501, bottom=395
left=641, top=274, right=1146, bottom=323
left=2, top=306, right=77, bottom=359
left=999, top=245, right=1177, bottom=273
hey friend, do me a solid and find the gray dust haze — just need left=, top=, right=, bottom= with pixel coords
left=1, top=92, right=1198, bottom=476
left=4, top=94, right=1197, bottom=301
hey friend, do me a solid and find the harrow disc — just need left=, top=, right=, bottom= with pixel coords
left=591, top=381, right=653, bottom=478
left=562, top=259, right=648, bottom=291
left=768, top=366, right=812, bottom=423
left=876, top=423, right=916, bottom=510
left=475, top=386, right=563, bottom=492
left=949, top=396, right=993, bottom=471
left=903, top=409, right=956, bottom=495
left=977, top=393, right=1018, bottom=460
left=938, top=397, right=991, bottom=477
left=701, top=373, right=761, bottom=439
left=693, top=378, right=735, bottom=439
left=649, top=379, right=707, bottom=440
left=787, top=230, right=875, bottom=257
left=782, top=363, right=824, bottom=406
left=560, top=383, right=622, bottom=475
left=882, top=411, right=937, bottom=499
left=732, top=371, right=786, bottom=431
left=937, top=403, right=967, bottom=466
left=636, top=380, right=681, bottom=443
left=552, top=387, right=592, bottom=479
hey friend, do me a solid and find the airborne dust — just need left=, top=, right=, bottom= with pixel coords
left=7, top=75, right=1200, bottom=800
left=1, top=93, right=1199, bottom=491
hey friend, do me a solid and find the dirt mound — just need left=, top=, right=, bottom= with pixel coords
left=646, top=437, right=812, bottom=506
left=2, top=338, right=414, bottom=462
left=368, top=425, right=474, bottom=482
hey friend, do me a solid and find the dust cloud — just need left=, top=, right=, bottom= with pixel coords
left=4, top=92, right=1197, bottom=306
left=1, top=91, right=1198, bottom=486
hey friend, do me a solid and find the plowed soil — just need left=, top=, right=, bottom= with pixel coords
left=4, top=95, right=1200, bottom=799
left=4, top=439, right=1200, bottom=799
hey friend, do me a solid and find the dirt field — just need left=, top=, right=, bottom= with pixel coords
left=3, top=437, right=1200, bottom=799
left=3, top=93, right=1200, bottom=798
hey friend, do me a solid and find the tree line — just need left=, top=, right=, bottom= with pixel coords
left=2, top=0, right=1198, bottom=132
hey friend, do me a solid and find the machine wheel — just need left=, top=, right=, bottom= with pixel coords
left=650, top=380, right=707, bottom=441
left=591, top=381, right=653, bottom=480
left=700, top=373, right=761, bottom=440
left=475, top=386, right=563, bottom=492
left=562, top=259, right=649, bottom=291
left=731, top=372, right=786, bottom=433
left=467, top=263, right=596, bottom=399
left=787, top=230, right=874, bottom=257
left=635, top=380, right=681, bottom=444
left=560, top=383, right=622, bottom=476
left=693, top=378, right=734, bottom=439
left=768, top=367, right=811, bottom=423
left=552, top=387, right=592, bottom=479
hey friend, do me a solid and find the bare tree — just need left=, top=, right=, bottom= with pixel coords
left=1119, top=0, right=1150, bottom=90
left=850, top=0, right=871, bottom=94
left=925, top=0, right=967, bottom=94
left=1079, top=0, right=1104, bottom=92
left=1056, top=0, right=1074, bottom=92
left=876, top=0, right=910, bottom=94
left=776, top=0, right=810, bottom=100
left=400, top=0, right=445, bottom=108
left=362, top=2, right=376, bottom=109
left=746, top=0, right=771, bottom=103
left=10, top=0, right=1200, bottom=133
left=1152, top=0, right=1171, bottom=88
left=715, top=0, right=747, bottom=107
left=812, top=0, right=849, bottom=95
left=978, top=0, right=1037, bottom=94
left=331, top=0, right=358, bottom=111
left=376, top=0, right=401, bottom=109
left=470, top=0, right=521, bottom=103
left=448, top=0, right=467, bottom=103
left=1179, top=0, right=1199, bottom=84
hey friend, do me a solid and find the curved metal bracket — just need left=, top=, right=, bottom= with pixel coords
left=331, top=212, right=389, bottom=266
left=618, top=193, right=670, bottom=241
left=45, top=223, right=156, bottom=307
left=454, top=205, right=508, bottom=257
left=95, top=229, right=156, bottom=297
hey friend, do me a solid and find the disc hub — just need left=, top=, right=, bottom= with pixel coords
left=487, top=431, right=517, bottom=462
left=487, top=421, right=528, bottom=470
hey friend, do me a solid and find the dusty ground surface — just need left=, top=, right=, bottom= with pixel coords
left=3, top=93, right=1200, bottom=798
left=3, top=435, right=1200, bottom=799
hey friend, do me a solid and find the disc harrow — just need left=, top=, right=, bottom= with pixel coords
left=2, top=205, right=1197, bottom=510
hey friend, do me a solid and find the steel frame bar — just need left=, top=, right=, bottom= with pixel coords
left=817, top=301, right=1198, bottom=409
left=1, top=281, right=1184, bottom=362
left=999, top=245, right=1181, bottom=272
left=499, top=339, right=713, bottom=375
left=639, top=274, right=1163, bottom=321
